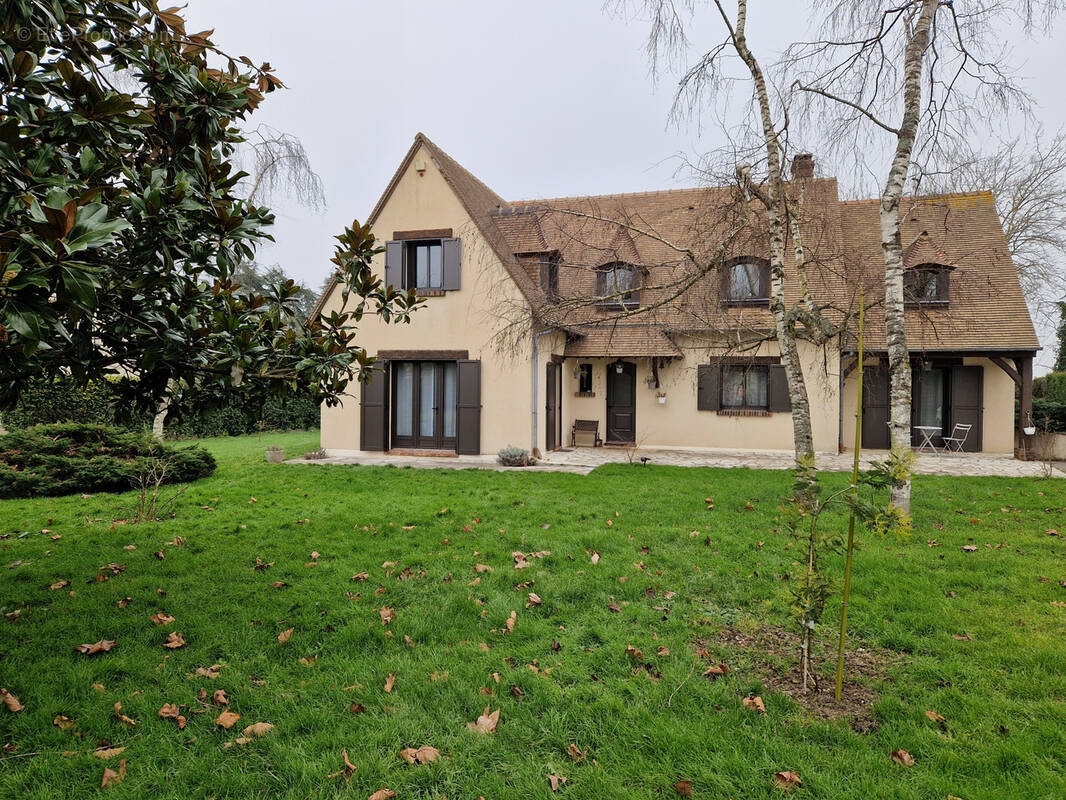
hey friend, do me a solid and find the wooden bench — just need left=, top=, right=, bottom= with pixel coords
left=571, top=419, right=603, bottom=447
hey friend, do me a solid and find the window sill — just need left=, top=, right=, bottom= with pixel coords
left=722, top=299, right=770, bottom=308
left=415, top=289, right=447, bottom=297
left=717, top=408, right=772, bottom=417
left=596, top=301, right=640, bottom=311
left=573, top=391, right=596, bottom=398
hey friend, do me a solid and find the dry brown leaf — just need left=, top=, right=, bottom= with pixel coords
left=92, top=746, right=125, bottom=759
left=299, top=654, right=318, bottom=666
left=547, top=774, right=567, bottom=791
left=368, top=789, right=396, bottom=800
left=526, top=592, right=542, bottom=607
left=328, top=748, right=358, bottom=781
left=625, top=644, right=644, bottom=661
left=163, top=632, right=186, bottom=649
left=505, top=610, right=517, bottom=633
left=277, top=627, right=294, bottom=644
left=674, top=779, right=693, bottom=797
left=74, top=639, right=116, bottom=656
left=100, top=758, right=126, bottom=788
left=590, top=551, right=600, bottom=565
left=962, top=544, right=979, bottom=552
left=743, top=696, right=767, bottom=714
left=399, top=745, right=441, bottom=764
left=92, top=682, right=105, bottom=692
left=149, top=612, right=175, bottom=626
left=657, top=646, right=670, bottom=657
left=53, top=714, right=75, bottom=730
left=213, top=689, right=228, bottom=706
left=607, top=603, right=622, bottom=613
left=378, top=607, right=395, bottom=626
left=891, top=749, right=915, bottom=767
left=925, top=710, right=946, bottom=725
left=50, top=580, right=70, bottom=591
left=349, top=702, right=365, bottom=714
left=196, top=665, right=222, bottom=679
left=1, top=689, right=23, bottom=713
left=474, top=563, right=493, bottom=573
left=351, top=571, right=369, bottom=581
left=113, top=701, right=136, bottom=726
left=702, top=663, right=730, bottom=679
left=467, top=705, right=500, bottom=733
left=567, top=743, right=587, bottom=762
left=242, top=722, right=274, bottom=738
left=116, top=597, right=132, bottom=608
left=383, top=673, right=395, bottom=693
left=773, top=771, right=802, bottom=790
left=215, top=710, right=241, bottom=729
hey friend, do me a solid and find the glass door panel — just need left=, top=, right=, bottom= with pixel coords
left=419, top=365, right=437, bottom=440
left=394, top=362, right=414, bottom=438
left=443, top=362, right=457, bottom=439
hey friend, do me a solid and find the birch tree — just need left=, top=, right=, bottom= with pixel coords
left=792, top=0, right=1064, bottom=511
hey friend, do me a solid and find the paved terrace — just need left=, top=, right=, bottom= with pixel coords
left=289, top=447, right=1063, bottom=478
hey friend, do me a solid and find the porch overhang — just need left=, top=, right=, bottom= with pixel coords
left=562, top=326, right=682, bottom=359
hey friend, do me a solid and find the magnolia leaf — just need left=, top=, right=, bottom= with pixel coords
left=74, top=639, right=116, bottom=655
left=467, top=705, right=499, bottom=734
left=399, top=745, right=440, bottom=765
left=278, top=627, right=294, bottom=644
left=100, top=758, right=126, bottom=788
left=215, top=710, right=241, bottom=729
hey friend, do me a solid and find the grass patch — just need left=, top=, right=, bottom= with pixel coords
left=1, top=431, right=1065, bottom=798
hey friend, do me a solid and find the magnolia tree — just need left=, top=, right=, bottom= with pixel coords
left=0, top=1, right=419, bottom=418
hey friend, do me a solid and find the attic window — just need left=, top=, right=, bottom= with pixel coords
left=596, top=262, right=640, bottom=308
left=539, top=253, right=560, bottom=302
left=723, top=258, right=770, bottom=304
left=904, top=265, right=950, bottom=305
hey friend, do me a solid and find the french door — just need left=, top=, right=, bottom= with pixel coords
left=391, top=361, right=458, bottom=451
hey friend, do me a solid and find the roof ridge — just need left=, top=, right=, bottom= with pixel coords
left=505, top=177, right=839, bottom=208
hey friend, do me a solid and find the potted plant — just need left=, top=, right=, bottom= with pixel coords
left=265, top=445, right=285, bottom=463
left=656, top=390, right=667, bottom=404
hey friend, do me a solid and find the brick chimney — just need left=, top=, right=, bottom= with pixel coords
left=791, top=153, right=814, bottom=180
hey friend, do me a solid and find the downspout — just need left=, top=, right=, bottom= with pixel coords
left=838, top=352, right=847, bottom=454
left=531, top=328, right=553, bottom=457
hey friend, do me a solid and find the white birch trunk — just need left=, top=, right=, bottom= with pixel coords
left=880, top=0, right=938, bottom=514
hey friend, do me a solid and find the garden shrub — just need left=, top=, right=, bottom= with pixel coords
left=1, top=377, right=115, bottom=429
left=1033, top=398, right=1066, bottom=434
left=497, top=446, right=535, bottom=466
left=1042, top=372, right=1066, bottom=404
left=0, top=423, right=216, bottom=499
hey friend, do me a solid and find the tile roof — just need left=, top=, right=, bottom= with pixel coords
left=562, top=325, right=682, bottom=358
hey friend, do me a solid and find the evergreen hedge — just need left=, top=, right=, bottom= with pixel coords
left=0, top=424, right=216, bottom=499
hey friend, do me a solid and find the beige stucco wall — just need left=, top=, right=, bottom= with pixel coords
left=839, top=356, right=1016, bottom=453
left=320, top=143, right=537, bottom=454
left=556, top=338, right=840, bottom=453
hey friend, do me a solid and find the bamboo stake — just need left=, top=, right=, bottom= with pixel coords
left=835, top=290, right=864, bottom=702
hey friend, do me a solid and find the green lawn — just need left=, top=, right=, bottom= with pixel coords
left=2, top=431, right=1065, bottom=799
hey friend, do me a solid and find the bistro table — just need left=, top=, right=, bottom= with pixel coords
left=913, top=425, right=942, bottom=455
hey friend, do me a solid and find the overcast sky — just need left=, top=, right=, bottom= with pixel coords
left=184, top=0, right=1065, bottom=368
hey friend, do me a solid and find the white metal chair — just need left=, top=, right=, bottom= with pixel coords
left=941, top=423, right=972, bottom=453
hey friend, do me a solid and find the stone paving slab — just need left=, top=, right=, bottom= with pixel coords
left=288, top=447, right=1061, bottom=478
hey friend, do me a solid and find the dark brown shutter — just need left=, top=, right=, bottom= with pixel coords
left=697, top=365, right=720, bottom=411
left=861, top=364, right=891, bottom=449
left=456, top=359, right=481, bottom=454
left=360, top=363, right=389, bottom=451
left=442, top=238, right=461, bottom=291
left=768, top=365, right=792, bottom=412
left=937, top=269, right=950, bottom=302
left=949, top=365, right=982, bottom=451
left=385, top=241, right=403, bottom=289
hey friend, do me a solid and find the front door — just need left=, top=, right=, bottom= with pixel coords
left=606, top=361, right=636, bottom=443
left=861, top=363, right=890, bottom=449
left=545, top=362, right=561, bottom=451
left=391, top=361, right=458, bottom=451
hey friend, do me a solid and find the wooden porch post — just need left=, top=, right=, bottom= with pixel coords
left=1017, top=355, right=1034, bottom=446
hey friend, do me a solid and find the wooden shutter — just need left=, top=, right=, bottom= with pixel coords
left=949, top=365, right=983, bottom=451
left=861, top=364, right=891, bottom=449
left=385, top=241, right=403, bottom=289
left=456, top=359, right=481, bottom=454
left=768, top=364, right=792, bottom=412
left=442, top=238, right=461, bottom=291
left=697, top=365, right=720, bottom=411
left=360, top=363, right=389, bottom=451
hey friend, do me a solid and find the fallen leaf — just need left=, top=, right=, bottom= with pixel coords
left=50, top=580, right=70, bottom=591
left=625, top=644, right=644, bottom=661
left=474, top=563, right=493, bottom=573
left=351, top=572, right=369, bottom=581
left=74, top=639, right=116, bottom=656
left=242, top=722, right=274, bottom=738
left=328, top=748, right=358, bottom=782
left=158, top=703, right=187, bottom=729
left=310, top=551, right=320, bottom=560
left=952, top=633, right=972, bottom=641
left=215, top=710, right=241, bottom=729
left=92, top=682, right=105, bottom=692
left=92, top=747, right=125, bottom=759
left=213, top=689, right=228, bottom=706
left=53, top=714, right=75, bottom=730
left=349, top=703, right=365, bottom=714
left=962, top=544, right=979, bottom=552
left=590, top=551, right=600, bottom=565
left=773, top=771, right=802, bottom=790
left=0, top=689, right=23, bottom=713
left=195, top=665, right=222, bottom=679
left=505, top=610, right=517, bottom=633
left=399, top=745, right=441, bottom=764
left=100, top=758, right=126, bottom=788
left=116, top=597, right=132, bottom=608
left=113, top=702, right=136, bottom=726
left=702, top=663, right=730, bottom=679
left=674, top=779, right=693, bottom=797
left=891, top=749, right=915, bottom=767
left=567, top=743, right=587, bottom=762
left=526, top=592, right=542, bottom=607
left=299, top=655, right=318, bottom=666
left=607, top=603, right=622, bottom=613
left=149, top=612, right=175, bottom=626
left=743, top=695, right=767, bottom=714
left=270, top=581, right=290, bottom=589
left=925, top=710, right=946, bottom=725
left=378, top=607, right=395, bottom=626
left=383, top=673, right=395, bottom=693
left=278, top=627, right=294, bottom=644
left=163, top=632, right=186, bottom=649
left=368, top=789, right=396, bottom=800
left=547, top=774, right=567, bottom=791
left=657, top=646, right=670, bottom=657
left=467, top=705, right=500, bottom=733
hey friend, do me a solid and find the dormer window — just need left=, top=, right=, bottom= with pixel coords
left=383, top=232, right=462, bottom=293
left=904, top=265, right=950, bottom=305
left=596, top=262, right=640, bottom=308
left=723, top=258, right=770, bottom=304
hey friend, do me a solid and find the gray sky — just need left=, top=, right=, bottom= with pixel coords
left=185, top=0, right=1065, bottom=367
